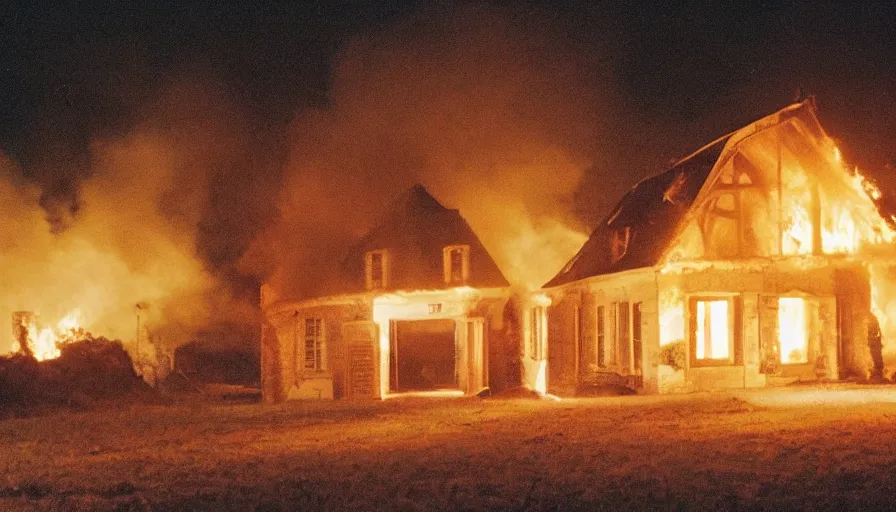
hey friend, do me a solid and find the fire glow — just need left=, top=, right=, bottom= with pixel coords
left=778, top=297, right=808, bottom=364
left=781, top=146, right=894, bottom=256
left=658, top=287, right=684, bottom=347
left=15, top=310, right=85, bottom=361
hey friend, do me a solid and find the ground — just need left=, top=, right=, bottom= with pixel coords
left=2, top=386, right=896, bottom=510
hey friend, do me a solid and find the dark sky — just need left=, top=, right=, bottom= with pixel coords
left=1, top=0, right=895, bottom=291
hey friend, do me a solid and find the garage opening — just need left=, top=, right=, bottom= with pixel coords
left=390, top=319, right=458, bottom=392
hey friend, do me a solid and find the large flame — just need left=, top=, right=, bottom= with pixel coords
left=781, top=146, right=895, bottom=256
left=778, top=298, right=808, bottom=364
left=658, top=287, right=684, bottom=347
left=25, top=310, right=85, bottom=361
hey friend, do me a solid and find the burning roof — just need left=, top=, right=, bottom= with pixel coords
left=545, top=134, right=728, bottom=287
left=546, top=98, right=895, bottom=287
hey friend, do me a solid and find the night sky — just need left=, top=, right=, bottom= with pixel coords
left=1, top=1, right=894, bottom=300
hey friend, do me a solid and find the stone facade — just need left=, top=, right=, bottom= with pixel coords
left=541, top=259, right=875, bottom=395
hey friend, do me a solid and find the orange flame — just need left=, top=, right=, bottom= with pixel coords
left=781, top=146, right=894, bottom=256
left=26, top=310, right=84, bottom=361
left=658, top=287, right=684, bottom=347
left=778, top=298, right=808, bottom=364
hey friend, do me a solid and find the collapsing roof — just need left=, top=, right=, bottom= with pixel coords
left=546, top=98, right=890, bottom=288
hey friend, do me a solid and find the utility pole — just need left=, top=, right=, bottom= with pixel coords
left=134, top=302, right=150, bottom=375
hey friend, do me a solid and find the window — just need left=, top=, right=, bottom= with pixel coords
left=611, top=227, right=631, bottom=263
left=529, top=306, right=546, bottom=360
left=618, top=301, right=630, bottom=371
left=304, top=318, right=325, bottom=371
left=596, top=305, right=606, bottom=367
left=607, top=302, right=618, bottom=365
left=632, top=302, right=643, bottom=376
left=443, top=245, right=470, bottom=285
left=778, top=297, right=809, bottom=364
left=690, top=297, right=739, bottom=366
left=365, top=250, right=389, bottom=290
left=574, top=305, right=582, bottom=367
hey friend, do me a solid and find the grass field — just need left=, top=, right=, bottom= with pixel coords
left=2, top=385, right=896, bottom=510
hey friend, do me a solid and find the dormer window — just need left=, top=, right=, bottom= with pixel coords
left=611, top=227, right=631, bottom=263
left=443, top=245, right=470, bottom=285
left=365, top=250, right=390, bottom=290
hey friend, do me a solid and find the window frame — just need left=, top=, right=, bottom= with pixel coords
left=365, top=249, right=390, bottom=290
left=688, top=294, right=742, bottom=367
left=443, top=245, right=470, bottom=285
left=303, top=317, right=326, bottom=373
left=632, top=301, right=643, bottom=376
left=617, top=301, right=630, bottom=371
left=607, top=302, right=618, bottom=366
left=777, top=296, right=811, bottom=365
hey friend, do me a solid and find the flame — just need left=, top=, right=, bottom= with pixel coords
left=870, top=264, right=896, bottom=353
left=778, top=297, right=808, bottom=364
left=658, top=287, right=684, bottom=346
left=780, top=145, right=894, bottom=256
left=26, top=310, right=84, bottom=361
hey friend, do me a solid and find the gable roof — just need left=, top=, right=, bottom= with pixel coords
left=545, top=136, right=728, bottom=287
left=335, top=184, right=509, bottom=294
left=545, top=100, right=821, bottom=288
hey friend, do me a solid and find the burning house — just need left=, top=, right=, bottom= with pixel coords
left=260, top=185, right=518, bottom=401
left=260, top=99, right=896, bottom=401
left=541, top=99, right=896, bottom=394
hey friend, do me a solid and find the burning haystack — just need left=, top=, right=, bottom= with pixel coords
left=1, top=321, right=148, bottom=412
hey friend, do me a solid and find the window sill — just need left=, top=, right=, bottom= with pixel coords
left=690, top=359, right=737, bottom=368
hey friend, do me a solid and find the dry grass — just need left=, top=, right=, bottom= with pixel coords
left=3, top=385, right=896, bottom=510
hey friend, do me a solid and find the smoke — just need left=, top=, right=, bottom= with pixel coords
left=250, top=4, right=616, bottom=295
left=0, top=75, right=260, bottom=356
left=1, top=3, right=624, bottom=355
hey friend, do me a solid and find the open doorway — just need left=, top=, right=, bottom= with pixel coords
left=390, top=319, right=457, bottom=392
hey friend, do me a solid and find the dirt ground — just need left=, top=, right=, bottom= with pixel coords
left=2, top=385, right=896, bottom=511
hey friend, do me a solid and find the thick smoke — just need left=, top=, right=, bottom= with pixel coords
left=2, top=4, right=622, bottom=355
left=249, top=5, right=616, bottom=296
left=0, top=76, right=259, bottom=356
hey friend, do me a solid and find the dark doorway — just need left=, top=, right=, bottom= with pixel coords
left=391, top=319, right=457, bottom=392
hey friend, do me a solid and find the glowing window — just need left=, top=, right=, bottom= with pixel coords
left=778, top=297, right=809, bottom=364
left=691, top=298, right=737, bottom=365
left=303, top=318, right=325, bottom=372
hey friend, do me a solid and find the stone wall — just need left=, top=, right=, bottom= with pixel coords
left=546, top=270, right=658, bottom=395
left=543, top=260, right=870, bottom=396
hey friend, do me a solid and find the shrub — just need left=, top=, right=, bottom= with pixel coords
left=659, top=340, right=686, bottom=371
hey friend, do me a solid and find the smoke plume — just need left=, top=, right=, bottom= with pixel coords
left=0, top=75, right=260, bottom=356
left=250, top=4, right=616, bottom=296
